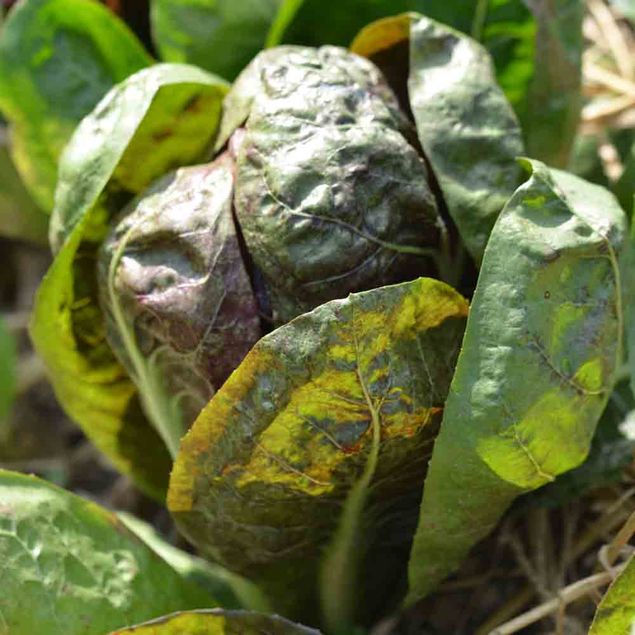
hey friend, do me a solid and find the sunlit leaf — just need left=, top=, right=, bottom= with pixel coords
left=0, top=470, right=216, bottom=635
left=590, top=553, right=635, bottom=634
left=169, top=278, right=467, bottom=627
left=407, top=159, right=627, bottom=603
left=31, top=64, right=228, bottom=499
left=352, top=13, right=524, bottom=263
left=0, top=0, right=151, bottom=211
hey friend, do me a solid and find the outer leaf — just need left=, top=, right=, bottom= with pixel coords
left=352, top=14, right=524, bottom=263
left=589, top=553, right=635, bottom=634
left=169, top=278, right=468, bottom=625
left=150, top=0, right=303, bottom=81
left=407, top=159, right=627, bottom=603
left=0, top=315, right=16, bottom=422
left=0, top=0, right=151, bottom=212
left=31, top=65, right=228, bottom=499
left=117, top=512, right=271, bottom=612
left=0, top=470, right=215, bottom=635
left=109, top=609, right=320, bottom=635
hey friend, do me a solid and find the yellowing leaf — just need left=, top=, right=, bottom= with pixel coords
left=407, top=159, right=627, bottom=603
left=168, top=277, right=467, bottom=627
left=109, top=609, right=320, bottom=635
left=31, top=65, right=228, bottom=499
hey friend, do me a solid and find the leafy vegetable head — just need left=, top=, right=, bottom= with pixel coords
left=222, top=45, right=444, bottom=323
left=99, top=154, right=261, bottom=437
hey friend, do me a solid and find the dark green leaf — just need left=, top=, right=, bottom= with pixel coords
left=98, top=157, right=261, bottom=457
left=407, top=159, right=627, bottom=603
left=352, top=14, right=524, bottom=263
left=224, top=45, right=443, bottom=324
left=0, top=0, right=151, bottom=212
left=589, top=553, right=635, bottom=634
left=0, top=315, right=16, bottom=423
left=150, top=0, right=303, bottom=81
left=31, top=65, right=228, bottom=499
left=168, top=278, right=468, bottom=626
left=0, top=470, right=216, bottom=635
left=109, top=609, right=321, bottom=635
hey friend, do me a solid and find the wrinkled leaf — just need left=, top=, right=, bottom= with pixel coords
left=169, top=278, right=468, bottom=626
left=150, top=0, right=304, bottom=81
left=0, top=0, right=151, bottom=212
left=407, top=159, right=627, bottom=603
left=98, top=156, right=261, bottom=457
left=0, top=470, right=216, bottom=635
left=0, top=315, right=16, bottom=422
left=109, top=609, right=320, bottom=635
left=31, top=64, right=228, bottom=499
left=589, top=553, right=635, bottom=634
left=521, top=0, right=583, bottom=168
left=352, top=13, right=524, bottom=263
left=225, top=45, right=443, bottom=324
left=117, top=512, right=270, bottom=612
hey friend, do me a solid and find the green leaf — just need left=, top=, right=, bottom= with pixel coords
left=352, top=13, right=525, bottom=263
left=528, top=379, right=635, bottom=507
left=590, top=553, right=635, bottom=634
left=31, top=64, right=228, bottom=499
left=117, top=512, right=271, bottom=612
left=0, top=0, right=151, bottom=212
left=407, top=159, right=627, bottom=603
left=0, top=469, right=216, bottom=635
left=226, top=45, right=443, bottom=324
left=520, top=0, right=584, bottom=168
left=284, top=1, right=474, bottom=48
left=150, top=0, right=303, bottom=81
left=168, top=277, right=468, bottom=626
left=0, top=316, right=16, bottom=423
left=0, top=134, right=47, bottom=243
left=109, top=609, right=321, bottom=635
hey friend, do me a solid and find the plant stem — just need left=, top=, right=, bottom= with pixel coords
left=489, top=566, right=625, bottom=635
left=471, top=0, right=489, bottom=41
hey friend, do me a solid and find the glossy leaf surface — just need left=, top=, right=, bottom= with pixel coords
left=109, top=609, right=320, bottom=635
left=407, top=159, right=627, bottom=603
left=352, top=14, right=524, bottom=263
left=227, top=45, right=442, bottom=324
left=0, top=0, right=151, bottom=211
left=0, top=470, right=215, bottom=635
left=31, top=65, right=228, bottom=498
left=98, top=157, right=261, bottom=457
left=169, top=278, right=468, bottom=624
left=589, top=554, right=635, bottom=634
